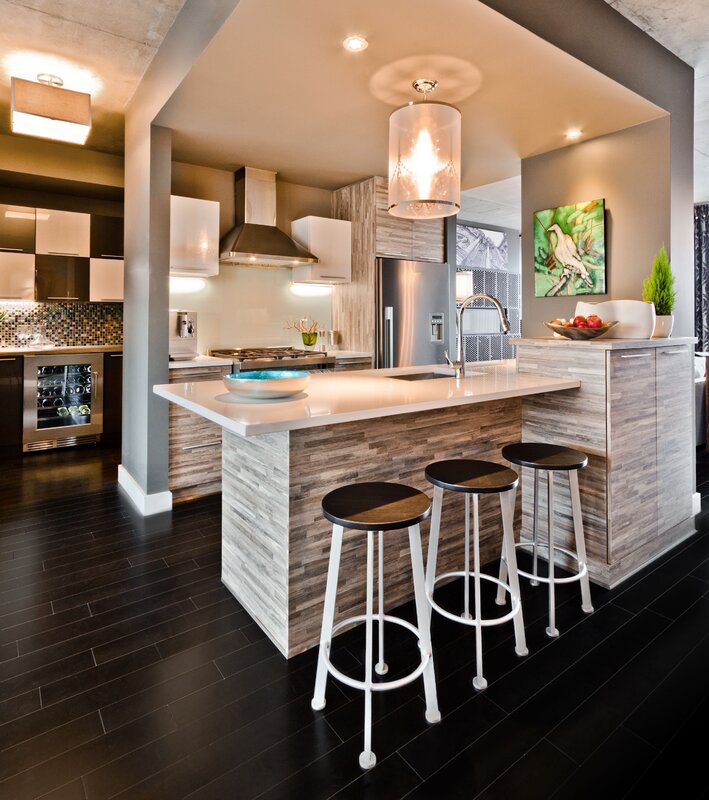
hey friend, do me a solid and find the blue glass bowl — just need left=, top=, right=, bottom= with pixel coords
left=222, top=370, right=310, bottom=399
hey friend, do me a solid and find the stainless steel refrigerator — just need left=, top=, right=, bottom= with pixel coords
left=376, top=257, right=453, bottom=368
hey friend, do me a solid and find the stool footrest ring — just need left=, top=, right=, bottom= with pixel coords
left=427, top=571, right=521, bottom=627
left=506, top=542, right=589, bottom=585
left=321, top=614, right=431, bottom=693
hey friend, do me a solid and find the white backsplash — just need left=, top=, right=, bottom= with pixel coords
left=169, top=265, right=333, bottom=352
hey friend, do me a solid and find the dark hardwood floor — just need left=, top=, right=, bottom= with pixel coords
left=1, top=444, right=708, bottom=799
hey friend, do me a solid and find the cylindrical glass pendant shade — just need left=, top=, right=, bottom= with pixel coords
left=388, top=101, right=461, bottom=219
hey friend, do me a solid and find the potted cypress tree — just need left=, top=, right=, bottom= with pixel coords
left=642, top=245, right=676, bottom=338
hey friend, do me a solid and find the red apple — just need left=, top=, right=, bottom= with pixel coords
left=573, top=315, right=587, bottom=327
left=587, top=317, right=602, bottom=328
left=576, top=321, right=589, bottom=328
left=587, top=314, right=601, bottom=323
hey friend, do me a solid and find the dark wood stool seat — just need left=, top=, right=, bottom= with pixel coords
left=425, top=459, right=518, bottom=494
left=502, top=442, right=588, bottom=471
left=321, top=481, right=431, bottom=531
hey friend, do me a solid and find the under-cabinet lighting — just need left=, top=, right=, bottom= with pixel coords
left=289, top=283, right=333, bottom=297
left=169, top=277, right=206, bottom=294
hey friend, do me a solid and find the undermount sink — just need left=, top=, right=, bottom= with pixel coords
left=389, top=370, right=481, bottom=381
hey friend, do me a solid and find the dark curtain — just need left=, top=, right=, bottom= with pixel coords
left=695, top=204, right=709, bottom=350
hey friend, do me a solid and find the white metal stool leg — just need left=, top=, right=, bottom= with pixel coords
left=312, top=524, right=344, bottom=711
left=408, top=524, right=441, bottom=724
left=570, top=470, right=594, bottom=614
left=360, top=530, right=377, bottom=770
left=530, top=470, right=540, bottom=587
left=546, top=472, right=559, bottom=638
left=501, top=487, right=528, bottom=657
left=471, top=494, right=487, bottom=691
left=425, top=486, right=444, bottom=612
left=375, top=531, right=388, bottom=675
left=462, top=493, right=473, bottom=621
left=495, top=521, right=508, bottom=606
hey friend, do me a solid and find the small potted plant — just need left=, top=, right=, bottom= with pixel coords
left=642, top=245, right=676, bottom=338
left=286, top=318, right=320, bottom=348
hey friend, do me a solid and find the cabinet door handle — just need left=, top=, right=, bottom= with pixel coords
left=318, top=275, right=343, bottom=280
left=100, top=254, right=122, bottom=259
left=47, top=296, right=79, bottom=300
left=620, top=353, right=652, bottom=359
left=0, top=357, right=17, bottom=361
left=47, top=251, right=80, bottom=256
left=0, top=296, right=24, bottom=300
left=99, top=298, right=123, bottom=302
left=0, top=247, right=23, bottom=252
left=182, top=440, right=221, bottom=452
left=109, top=353, right=123, bottom=358
left=661, top=349, right=686, bottom=355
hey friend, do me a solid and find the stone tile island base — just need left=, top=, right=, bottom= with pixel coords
left=221, top=400, right=522, bottom=657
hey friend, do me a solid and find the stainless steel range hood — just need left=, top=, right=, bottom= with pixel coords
left=219, top=167, right=318, bottom=266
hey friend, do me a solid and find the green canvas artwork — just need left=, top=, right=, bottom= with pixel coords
left=533, top=198, right=606, bottom=297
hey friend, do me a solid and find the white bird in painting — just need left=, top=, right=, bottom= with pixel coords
left=545, top=223, right=593, bottom=296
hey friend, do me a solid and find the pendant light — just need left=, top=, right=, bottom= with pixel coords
left=11, top=74, right=91, bottom=145
left=388, top=78, right=461, bottom=219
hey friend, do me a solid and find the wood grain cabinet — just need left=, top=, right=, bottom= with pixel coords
left=517, top=341, right=695, bottom=587
left=168, top=364, right=231, bottom=500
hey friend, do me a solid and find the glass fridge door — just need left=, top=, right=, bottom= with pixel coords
left=35, top=363, right=94, bottom=430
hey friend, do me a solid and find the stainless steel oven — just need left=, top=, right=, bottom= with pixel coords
left=23, top=353, right=103, bottom=451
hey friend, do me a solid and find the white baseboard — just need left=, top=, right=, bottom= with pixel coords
left=117, top=464, right=173, bottom=516
left=693, top=492, right=701, bottom=515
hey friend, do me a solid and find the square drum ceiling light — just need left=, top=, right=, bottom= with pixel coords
left=11, top=75, right=91, bottom=145
left=388, top=78, right=461, bottom=220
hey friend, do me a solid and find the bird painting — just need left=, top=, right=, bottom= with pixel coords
left=533, top=199, right=606, bottom=297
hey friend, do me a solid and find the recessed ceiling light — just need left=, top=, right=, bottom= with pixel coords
left=566, top=128, right=583, bottom=140
left=343, top=35, right=368, bottom=53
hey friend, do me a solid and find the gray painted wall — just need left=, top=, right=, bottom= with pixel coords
left=479, top=0, right=694, bottom=337
left=521, top=118, right=671, bottom=335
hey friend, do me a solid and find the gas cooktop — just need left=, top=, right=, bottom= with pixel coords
left=209, top=346, right=335, bottom=371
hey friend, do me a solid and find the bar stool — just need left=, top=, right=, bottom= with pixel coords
left=311, top=481, right=441, bottom=770
left=425, top=460, right=528, bottom=692
left=497, top=442, right=594, bottom=638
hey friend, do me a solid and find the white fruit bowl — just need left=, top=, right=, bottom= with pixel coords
left=222, top=370, right=310, bottom=399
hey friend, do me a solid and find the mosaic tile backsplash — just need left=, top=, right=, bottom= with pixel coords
left=0, top=302, right=123, bottom=348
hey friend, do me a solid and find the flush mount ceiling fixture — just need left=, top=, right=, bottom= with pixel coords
left=10, top=74, right=92, bottom=145
left=342, top=35, right=368, bottom=52
left=388, top=78, right=461, bottom=219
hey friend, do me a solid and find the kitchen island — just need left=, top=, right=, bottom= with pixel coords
left=155, top=338, right=698, bottom=657
left=155, top=361, right=579, bottom=656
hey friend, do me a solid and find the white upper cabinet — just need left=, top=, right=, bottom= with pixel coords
left=170, top=195, right=220, bottom=277
left=290, top=216, right=351, bottom=284
left=89, top=258, right=124, bottom=302
left=0, top=252, right=35, bottom=300
left=35, top=209, right=90, bottom=257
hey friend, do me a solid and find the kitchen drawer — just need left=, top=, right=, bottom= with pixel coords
left=168, top=405, right=223, bottom=500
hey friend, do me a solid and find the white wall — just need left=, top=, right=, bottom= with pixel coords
left=170, top=162, right=333, bottom=351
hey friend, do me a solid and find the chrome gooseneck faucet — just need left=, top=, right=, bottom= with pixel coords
left=445, top=293, right=511, bottom=377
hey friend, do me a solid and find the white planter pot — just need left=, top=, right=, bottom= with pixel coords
left=652, top=315, right=674, bottom=338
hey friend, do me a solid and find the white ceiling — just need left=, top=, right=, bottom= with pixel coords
left=0, top=0, right=186, bottom=152
left=157, top=0, right=664, bottom=193
left=459, top=177, right=521, bottom=231
left=605, top=0, right=709, bottom=203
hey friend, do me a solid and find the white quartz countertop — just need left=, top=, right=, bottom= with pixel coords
left=168, top=355, right=233, bottom=369
left=153, top=360, right=580, bottom=437
left=513, top=336, right=696, bottom=349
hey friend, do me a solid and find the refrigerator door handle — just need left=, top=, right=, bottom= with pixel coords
left=384, top=306, right=394, bottom=368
